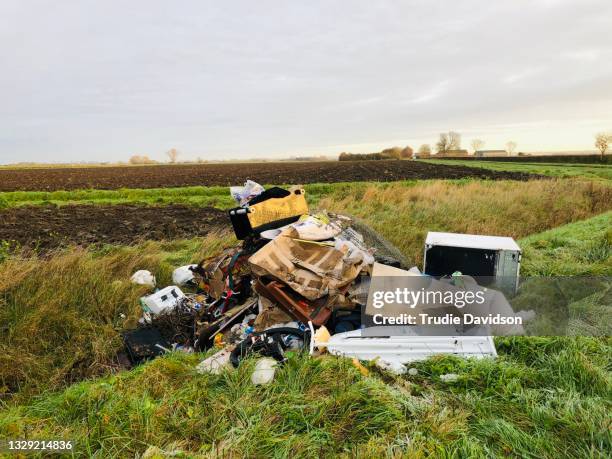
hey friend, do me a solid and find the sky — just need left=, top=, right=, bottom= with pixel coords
left=1, top=0, right=612, bottom=164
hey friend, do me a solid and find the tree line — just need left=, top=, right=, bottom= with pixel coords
left=339, top=130, right=611, bottom=161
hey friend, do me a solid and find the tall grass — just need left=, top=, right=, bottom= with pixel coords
left=0, top=232, right=234, bottom=402
left=318, top=180, right=612, bottom=266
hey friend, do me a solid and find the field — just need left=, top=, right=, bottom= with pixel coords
left=1, top=180, right=610, bottom=257
left=0, top=160, right=538, bottom=191
left=423, top=159, right=612, bottom=181
left=0, top=160, right=611, bottom=457
left=0, top=205, right=227, bottom=252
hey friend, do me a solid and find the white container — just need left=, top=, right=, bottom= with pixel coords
left=423, top=232, right=521, bottom=294
left=141, top=286, right=185, bottom=315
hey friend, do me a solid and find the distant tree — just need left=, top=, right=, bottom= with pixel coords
left=166, top=148, right=180, bottom=163
left=506, top=141, right=517, bottom=155
left=595, top=133, right=611, bottom=158
left=129, top=154, right=155, bottom=165
left=381, top=146, right=403, bottom=159
left=418, top=144, right=432, bottom=157
left=400, top=145, right=414, bottom=159
left=471, top=138, right=484, bottom=154
left=339, top=152, right=350, bottom=161
left=436, top=131, right=461, bottom=154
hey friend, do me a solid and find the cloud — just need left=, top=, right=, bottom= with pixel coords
left=406, top=80, right=451, bottom=104
left=502, top=67, right=545, bottom=85
left=562, top=49, right=601, bottom=61
left=1, top=0, right=612, bottom=163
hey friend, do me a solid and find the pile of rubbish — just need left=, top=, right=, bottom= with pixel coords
left=123, top=180, right=501, bottom=381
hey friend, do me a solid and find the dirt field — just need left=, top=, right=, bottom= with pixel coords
left=0, top=205, right=228, bottom=251
left=0, top=160, right=539, bottom=191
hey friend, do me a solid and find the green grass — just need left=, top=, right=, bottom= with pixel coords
left=0, top=339, right=609, bottom=457
left=0, top=182, right=611, bottom=457
left=0, top=181, right=403, bottom=209
left=1, top=180, right=610, bottom=266
left=422, top=159, right=612, bottom=182
left=0, top=233, right=236, bottom=403
left=5, top=179, right=610, bottom=266
left=0, top=185, right=236, bottom=209
left=520, top=211, right=612, bottom=276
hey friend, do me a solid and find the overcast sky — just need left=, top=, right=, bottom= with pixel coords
left=1, top=0, right=611, bottom=163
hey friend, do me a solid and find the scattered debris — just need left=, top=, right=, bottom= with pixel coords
left=440, top=373, right=459, bottom=383
left=121, top=182, right=513, bottom=380
left=141, top=286, right=185, bottom=315
left=230, top=179, right=265, bottom=206
left=251, top=358, right=278, bottom=385
left=351, top=358, right=370, bottom=376
left=122, top=327, right=169, bottom=365
left=172, top=264, right=198, bottom=286
left=196, top=348, right=233, bottom=375
left=131, top=270, right=156, bottom=288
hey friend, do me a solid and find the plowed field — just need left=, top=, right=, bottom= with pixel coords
left=0, top=160, right=539, bottom=191
left=0, top=205, right=228, bottom=251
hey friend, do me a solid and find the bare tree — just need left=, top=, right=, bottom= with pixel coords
left=166, top=148, right=180, bottom=163
left=417, top=144, right=432, bottom=157
left=595, top=133, right=610, bottom=158
left=449, top=131, right=461, bottom=150
left=436, top=131, right=461, bottom=154
left=471, top=138, right=484, bottom=154
left=436, top=134, right=449, bottom=154
left=506, top=141, right=517, bottom=155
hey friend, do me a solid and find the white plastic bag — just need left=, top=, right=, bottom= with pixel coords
left=172, top=265, right=197, bottom=286
left=130, top=270, right=156, bottom=288
left=230, top=180, right=265, bottom=206
left=251, top=358, right=277, bottom=385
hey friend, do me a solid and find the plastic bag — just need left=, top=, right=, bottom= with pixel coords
left=230, top=180, right=265, bottom=206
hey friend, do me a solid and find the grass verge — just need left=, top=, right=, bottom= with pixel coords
left=0, top=339, right=609, bottom=457
left=317, top=180, right=611, bottom=266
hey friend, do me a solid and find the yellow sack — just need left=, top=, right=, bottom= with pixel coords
left=247, top=187, right=308, bottom=229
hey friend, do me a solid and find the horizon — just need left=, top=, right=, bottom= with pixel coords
left=1, top=0, right=611, bottom=164
left=1, top=148, right=603, bottom=167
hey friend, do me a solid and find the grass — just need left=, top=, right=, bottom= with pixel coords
left=0, top=181, right=388, bottom=209
left=0, top=233, right=235, bottom=403
left=422, top=159, right=612, bottom=182
left=0, top=181, right=611, bottom=457
left=0, top=185, right=236, bottom=209
left=317, top=180, right=611, bottom=266
left=0, top=339, right=609, bottom=457
left=520, top=211, right=612, bottom=276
